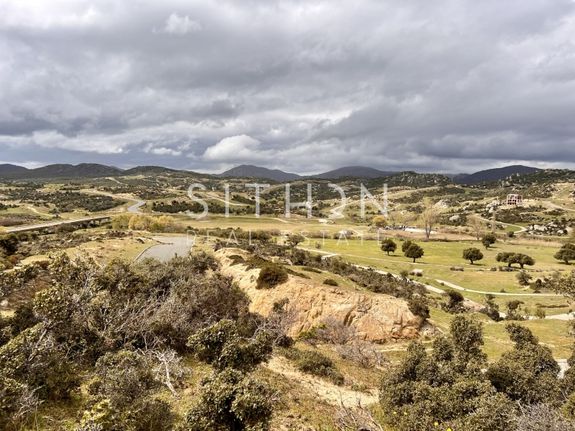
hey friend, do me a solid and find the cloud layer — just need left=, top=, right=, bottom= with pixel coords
left=1, top=0, right=575, bottom=173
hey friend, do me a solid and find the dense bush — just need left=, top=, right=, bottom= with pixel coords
left=187, top=320, right=273, bottom=372
left=81, top=350, right=174, bottom=431
left=185, top=320, right=274, bottom=431
left=408, top=296, right=430, bottom=319
left=184, top=368, right=274, bottom=431
left=486, top=324, right=560, bottom=405
left=3, top=188, right=123, bottom=213
left=256, top=263, right=289, bottom=289
left=0, top=252, right=258, bottom=428
left=323, top=278, right=339, bottom=286
left=442, top=289, right=465, bottom=314
left=380, top=316, right=575, bottom=430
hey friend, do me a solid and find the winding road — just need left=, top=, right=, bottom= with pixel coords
left=135, top=235, right=193, bottom=262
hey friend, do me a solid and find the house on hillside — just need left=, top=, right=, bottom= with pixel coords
left=505, top=194, right=523, bottom=206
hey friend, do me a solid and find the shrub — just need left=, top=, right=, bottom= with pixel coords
left=535, top=307, right=546, bottom=319
left=256, top=263, right=288, bottom=289
left=184, top=369, right=274, bottom=431
left=517, top=270, right=533, bottom=286
left=481, top=233, right=497, bottom=248
left=336, top=341, right=386, bottom=368
left=286, top=233, right=305, bottom=247
left=482, top=294, right=501, bottom=321
left=515, top=403, right=575, bottom=431
left=323, top=278, right=339, bottom=286
left=83, top=350, right=175, bottom=431
left=187, top=320, right=273, bottom=372
left=290, top=349, right=344, bottom=385
left=0, top=234, right=19, bottom=256
left=0, top=376, right=39, bottom=429
left=408, top=296, right=430, bottom=319
left=442, top=289, right=465, bottom=314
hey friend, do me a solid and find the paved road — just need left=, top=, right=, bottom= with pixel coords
left=136, top=236, right=193, bottom=262
left=128, top=200, right=145, bottom=214
left=5, top=215, right=111, bottom=234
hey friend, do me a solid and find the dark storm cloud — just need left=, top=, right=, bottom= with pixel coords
left=1, top=0, right=575, bottom=173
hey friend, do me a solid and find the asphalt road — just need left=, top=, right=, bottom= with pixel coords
left=4, top=215, right=111, bottom=234
left=136, top=236, right=193, bottom=262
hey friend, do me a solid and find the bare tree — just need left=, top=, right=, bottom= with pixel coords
left=255, top=298, right=298, bottom=346
left=420, top=199, right=440, bottom=240
left=335, top=401, right=384, bottom=431
left=13, top=385, right=40, bottom=426
left=515, top=403, right=575, bottom=431
left=149, top=349, right=186, bottom=397
left=336, top=341, right=387, bottom=368
left=316, top=317, right=357, bottom=345
left=468, top=217, right=486, bottom=241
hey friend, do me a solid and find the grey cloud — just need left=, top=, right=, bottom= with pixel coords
left=1, top=0, right=575, bottom=173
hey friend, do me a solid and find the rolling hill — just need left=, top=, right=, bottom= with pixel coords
left=219, top=165, right=301, bottom=181
left=454, top=165, right=540, bottom=185
left=311, top=166, right=395, bottom=179
left=0, top=164, right=29, bottom=177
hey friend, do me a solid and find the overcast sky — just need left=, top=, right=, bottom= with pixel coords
left=1, top=0, right=575, bottom=174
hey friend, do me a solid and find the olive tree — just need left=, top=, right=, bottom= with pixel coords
left=380, top=238, right=397, bottom=255
left=463, top=248, right=484, bottom=264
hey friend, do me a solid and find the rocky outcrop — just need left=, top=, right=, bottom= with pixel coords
left=215, top=248, right=423, bottom=343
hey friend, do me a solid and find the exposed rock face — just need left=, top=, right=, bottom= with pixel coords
left=215, top=248, right=423, bottom=343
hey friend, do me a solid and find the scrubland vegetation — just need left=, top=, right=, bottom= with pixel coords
left=3, top=171, right=575, bottom=429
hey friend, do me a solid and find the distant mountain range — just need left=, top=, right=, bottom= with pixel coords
left=219, top=165, right=300, bottom=181
left=216, top=164, right=541, bottom=184
left=0, top=162, right=543, bottom=185
left=0, top=163, right=181, bottom=180
left=218, top=165, right=395, bottom=181
left=311, top=166, right=396, bottom=179
left=452, top=165, right=541, bottom=185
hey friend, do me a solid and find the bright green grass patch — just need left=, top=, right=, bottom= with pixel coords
left=315, top=238, right=571, bottom=313
left=429, top=308, right=573, bottom=360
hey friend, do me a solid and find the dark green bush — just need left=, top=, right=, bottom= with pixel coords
left=256, top=263, right=288, bottom=289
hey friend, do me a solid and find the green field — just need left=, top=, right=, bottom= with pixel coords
left=311, top=237, right=573, bottom=314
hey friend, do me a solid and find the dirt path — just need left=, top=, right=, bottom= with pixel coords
left=25, top=205, right=52, bottom=218
left=264, top=356, right=378, bottom=407
left=476, top=215, right=527, bottom=233
left=436, top=279, right=561, bottom=297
